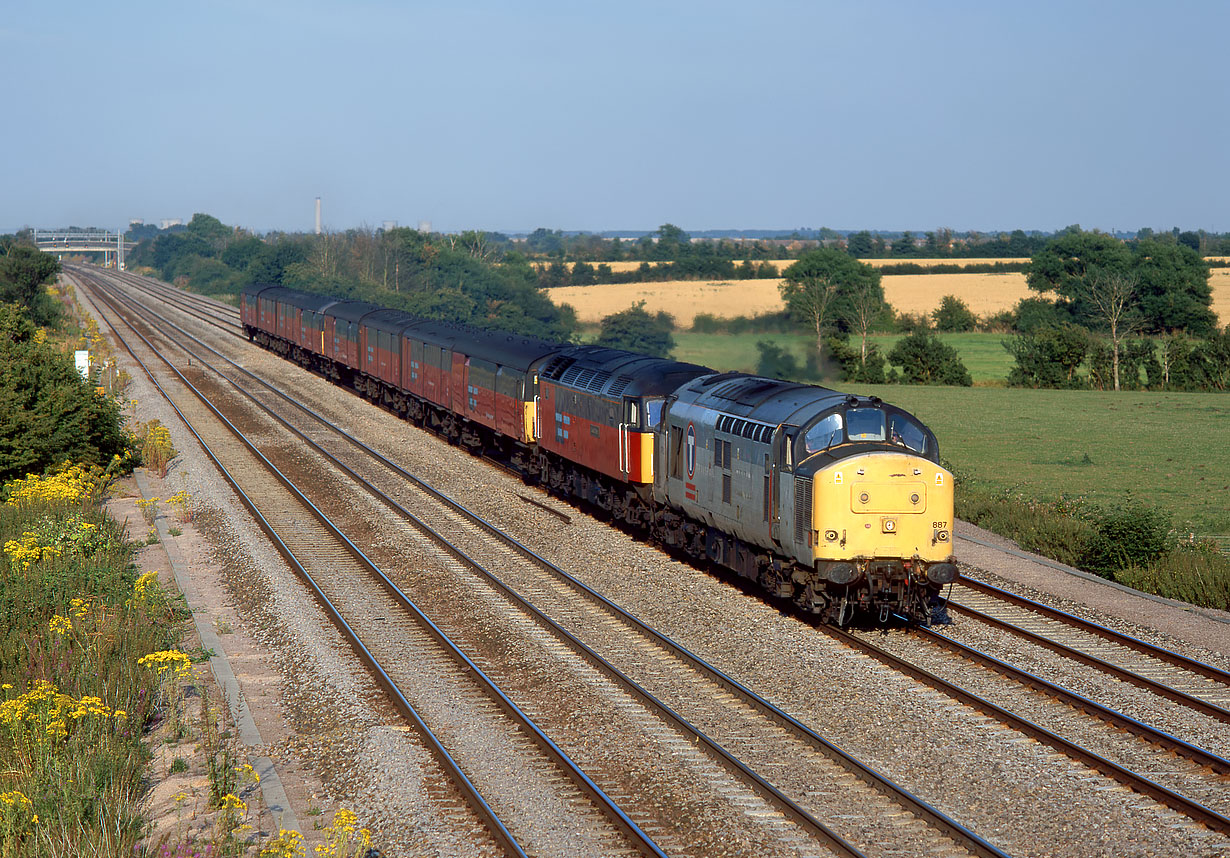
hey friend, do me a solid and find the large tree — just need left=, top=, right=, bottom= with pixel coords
left=1027, top=229, right=1214, bottom=338
left=0, top=304, right=127, bottom=481
left=0, top=245, right=61, bottom=327
left=1026, top=229, right=1133, bottom=321
left=780, top=249, right=880, bottom=368
left=1130, top=240, right=1216, bottom=336
left=594, top=302, right=675, bottom=357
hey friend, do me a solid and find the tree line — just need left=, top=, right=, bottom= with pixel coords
left=761, top=227, right=1227, bottom=391
left=128, top=214, right=577, bottom=342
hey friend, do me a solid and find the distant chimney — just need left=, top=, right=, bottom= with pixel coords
left=315, top=197, right=322, bottom=235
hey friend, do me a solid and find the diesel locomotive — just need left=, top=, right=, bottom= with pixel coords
left=241, top=285, right=957, bottom=625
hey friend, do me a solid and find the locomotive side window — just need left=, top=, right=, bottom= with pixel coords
left=803, top=413, right=843, bottom=453
left=846, top=408, right=886, bottom=441
left=669, top=424, right=684, bottom=479
left=888, top=413, right=928, bottom=453
left=645, top=399, right=664, bottom=429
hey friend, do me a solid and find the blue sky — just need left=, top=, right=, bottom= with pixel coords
left=3, top=1, right=1227, bottom=235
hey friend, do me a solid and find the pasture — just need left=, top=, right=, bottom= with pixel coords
left=838, top=384, right=1230, bottom=542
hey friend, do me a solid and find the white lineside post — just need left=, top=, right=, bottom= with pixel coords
left=315, top=197, right=322, bottom=235
left=117, top=229, right=125, bottom=271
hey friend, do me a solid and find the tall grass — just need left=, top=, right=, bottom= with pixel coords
left=953, top=468, right=1230, bottom=611
left=0, top=465, right=184, bottom=857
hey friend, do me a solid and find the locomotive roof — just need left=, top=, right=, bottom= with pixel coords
left=674, top=372, right=852, bottom=426
left=537, top=345, right=713, bottom=399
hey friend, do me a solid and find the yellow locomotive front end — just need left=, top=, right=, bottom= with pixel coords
left=804, top=449, right=957, bottom=624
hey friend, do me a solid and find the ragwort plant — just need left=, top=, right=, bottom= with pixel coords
left=0, top=465, right=184, bottom=857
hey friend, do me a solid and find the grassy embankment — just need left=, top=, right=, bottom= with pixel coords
left=0, top=463, right=186, bottom=856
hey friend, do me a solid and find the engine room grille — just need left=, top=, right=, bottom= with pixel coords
left=794, top=476, right=812, bottom=544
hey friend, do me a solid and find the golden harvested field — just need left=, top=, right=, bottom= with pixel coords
left=548, top=272, right=1037, bottom=326
left=1209, top=268, right=1230, bottom=324
left=549, top=268, right=1229, bottom=328
left=561, top=257, right=1022, bottom=273
left=548, top=279, right=786, bottom=325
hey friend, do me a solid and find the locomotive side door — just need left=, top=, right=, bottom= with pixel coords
left=770, top=426, right=797, bottom=546
left=619, top=398, right=639, bottom=477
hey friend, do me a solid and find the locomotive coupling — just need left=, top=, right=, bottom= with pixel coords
left=926, top=562, right=958, bottom=585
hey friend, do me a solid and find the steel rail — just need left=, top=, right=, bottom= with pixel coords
left=83, top=274, right=670, bottom=858
left=908, top=625, right=1230, bottom=773
left=833, top=625, right=1230, bottom=833
left=955, top=575, right=1230, bottom=685
left=941, top=599, right=1230, bottom=723
left=91, top=267, right=1011, bottom=858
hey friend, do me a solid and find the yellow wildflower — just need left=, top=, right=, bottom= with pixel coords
left=49, top=615, right=72, bottom=635
left=260, top=829, right=306, bottom=858
left=131, top=571, right=160, bottom=602
left=137, top=649, right=192, bottom=679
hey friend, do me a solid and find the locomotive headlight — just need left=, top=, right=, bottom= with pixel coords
left=910, top=493, right=920, bottom=505
left=935, top=529, right=950, bottom=542
left=824, top=529, right=838, bottom=542
left=881, top=517, right=897, bottom=533
left=859, top=492, right=870, bottom=504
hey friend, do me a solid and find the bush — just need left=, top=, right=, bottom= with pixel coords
left=826, top=333, right=887, bottom=383
left=931, top=295, right=977, bottom=332
left=1077, top=498, right=1175, bottom=577
left=1004, top=323, right=1090, bottom=389
left=755, top=341, right=821, bottom=382
left=887, top=330, right=972, bottom=385
left=595, top=301, right=675, bottom=357
left=0, top=305, right=131, bottom=483
left=1117, top=542, right=1230, bottom=610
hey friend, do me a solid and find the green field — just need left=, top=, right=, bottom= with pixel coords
left=667, top=331, right=1015, bottom=385
left=838, top=385, right=1230, bottom=542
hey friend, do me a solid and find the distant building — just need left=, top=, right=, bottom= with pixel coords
left=160, top=218, right=183, bottom=230
left=129, top=218, right=144, bottom=227
left=417, top=220, right=432, bottom=234
left=382, top=220, right=398, bottom=232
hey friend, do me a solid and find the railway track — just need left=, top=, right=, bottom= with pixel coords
left=943, top=576, right=1230, bottom=717
left=76, top=272, right=666, bottom=858
left=82, top=262, right=1006, bottom=858
left=77, top=267, right=1230, bottom=854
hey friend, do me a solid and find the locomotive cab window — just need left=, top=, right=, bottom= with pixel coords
left=644, top=399, right=664, bottom=429
left=845, top=408, right=886, bottom=442
left=803, top=413, right=843, bottom=454
left=888, top=413, right=928, bottom=454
